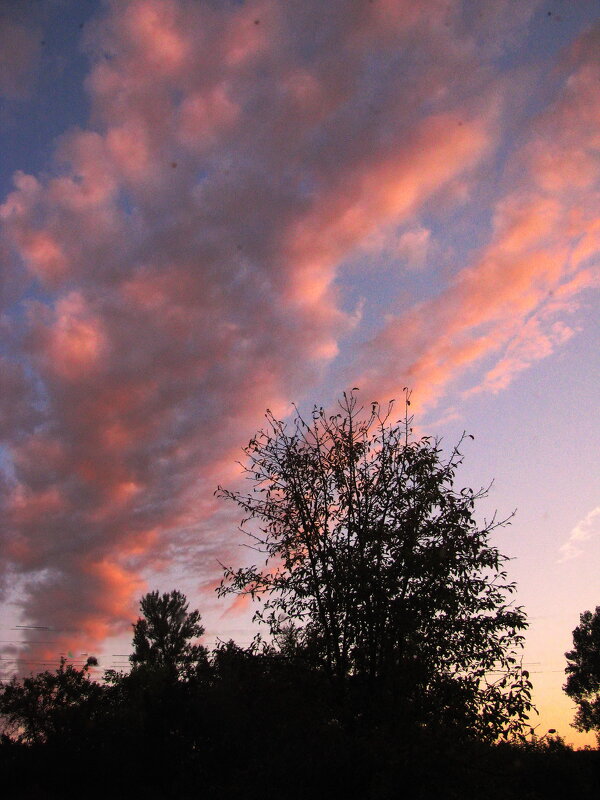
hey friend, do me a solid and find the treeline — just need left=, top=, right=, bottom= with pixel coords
left=1, top=394, right=599, bottom=797
left=0, top=597, right=598, bottom=800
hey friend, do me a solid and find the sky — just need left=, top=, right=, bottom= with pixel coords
left=0, top=0, right=598, bottom=746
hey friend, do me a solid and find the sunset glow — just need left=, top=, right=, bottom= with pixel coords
left=1, top=0, right=598, bottom=746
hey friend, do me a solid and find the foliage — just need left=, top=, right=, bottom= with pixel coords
left=0, top=657, right=101, bottom=745
left=218, top=390, right=533, bottom=740
left=565, top=606, right=600, bottom=735
left=127, top=589, right=207, bottom=680
left=0, top=589, right=598, bottom=799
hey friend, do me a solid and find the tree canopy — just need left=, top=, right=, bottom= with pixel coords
left=564, top=606, right=600, bottom=737
left=129, top=589, right=206, bottom=679
left=0, top=657, right=101, bottom=745
left=218, top=391, right=533, bottom=740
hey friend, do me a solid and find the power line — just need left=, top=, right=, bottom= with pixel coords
left=0, top=640, right=60, bottom=644
left=14, top=626, right=53, bottom=630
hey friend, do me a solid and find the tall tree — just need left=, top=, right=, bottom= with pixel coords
left=218, top=391, right=533, bottom=740
left=564, top=606, right=600, bottom=736
left=130, top=590, right=206, bottom=679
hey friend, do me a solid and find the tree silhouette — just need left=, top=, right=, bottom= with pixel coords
left=0, top=656, right=100, bottom=744
left=564, top=606, right=600, bottom=736
left=129, top=590, right=206, bottom=680
left=218, top=390, right=533, bottom=740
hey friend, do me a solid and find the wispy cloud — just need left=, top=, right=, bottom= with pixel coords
left=357, top=22, right=600, bottom=409
left=558, top=507, right=600, bottom=562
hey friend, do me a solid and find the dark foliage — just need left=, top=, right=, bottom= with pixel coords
left=1, top=397, right=598, bottom=797
left=1, top=604, right=599, bottom=798
left=218, top=391, right=533, bottom=741
left=565, top=607, right=600, bottom=736
left=1, top=648, right=599, bottom=799
left=0, top=656, right=102, bottom=745
left=128, top=589, right=208, bottom=679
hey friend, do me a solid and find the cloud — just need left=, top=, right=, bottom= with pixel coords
left=467, top=316, right=576, bottom=396
left=394, top=227, right=432, bottom=271
left=2, top=0, right=595, bottom=663
left=558, top=507, right=600, bottom=562
left=356, top=25, right=600, bottom=410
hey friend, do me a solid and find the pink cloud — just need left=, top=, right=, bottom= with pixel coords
left=468, top=318, right=576, bottom=396
left=394, top=227, right=432, bottom=270
left=5, top=0, right=592, bottom=666
left=357, top=27, right=600, bottom=410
